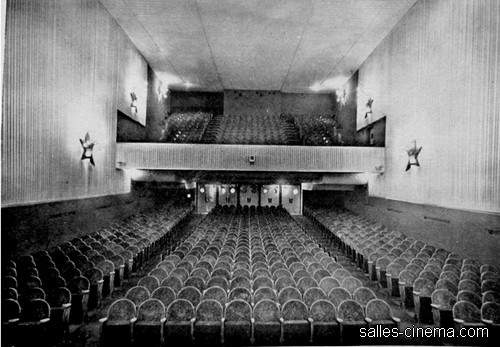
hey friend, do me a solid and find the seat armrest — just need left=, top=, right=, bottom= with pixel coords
left=7, top=318, right=20, bottom=323
left=365, top=317, right=373, bottom=323
left=99, top=317, right=108, bottom=324
left=430, top=303, right=440, bottom=309
left=130, top=317, right=137, bottom=323
left=481, top=319, right=493, bottom=325
left=190, top=317, right=196, bottom=340
left=392, top=317, right=401, bottom=323
left=279, top=318, right=284, bottom=324
left=62, top=303, right=72, bottom=308
left=308, top=318, right=314, bottom=344
left=160, top=318, right=166, bottom=323
left=454, top=318, right=464, bottom=324
left=337, top=318, right=344, bottom=324
left=40, top=318, right=50, bottom=323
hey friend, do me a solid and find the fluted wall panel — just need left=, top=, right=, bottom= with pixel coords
left=356, top=0, right=500, bottom=213
left=2, top=0, right=147, bottom=207
left=116, top=143, right=385, bottom=173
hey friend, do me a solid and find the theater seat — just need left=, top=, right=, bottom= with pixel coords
left=309, top=299, right=339, bottom=345
left=224, top=299, right=253, bottom=345
left=281, top=299, right=312, bottom=345
left=99, top=298, right=136, bottom=347
left=133, top=299, right=165, bottom=347
left=336, top=299, right=366, bottom=345
left=253, top=299, right=282, bottom=345
left=194, top=299, right=224, bottom=345
left=165, top=299, right=195, bottom=345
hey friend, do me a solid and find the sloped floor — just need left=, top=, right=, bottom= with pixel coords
left=64, top=213, right=491, bottom=346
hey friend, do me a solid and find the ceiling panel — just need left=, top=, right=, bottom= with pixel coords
left=100, top=0, right=418, bottom=93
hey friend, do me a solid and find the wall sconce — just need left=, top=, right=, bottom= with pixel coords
left=199, top=187, right=205, bottom=194
left=230, top=187, right=236, bottom=194
left=336, top=89, right=347, bottom=107
left=80, top=132, right=95, bottom=166
left=365, top=98, right=374, bottom=119
left=157, top=83, right=168, bottom=102
left=263, top=188, right=268, bottom=194
left=130, top=92, right=138, bottom=115
left=221, top=187, right=227, bottom=194
left=292, top=189, right=299, bottom=195
left=405, top=140, right=422, bottom=171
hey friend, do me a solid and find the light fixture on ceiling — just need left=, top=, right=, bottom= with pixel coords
left=292, top=189, right=299, bottom=195
left=405, top=140, right=422, bottom=171
left=200, top=187, right=205, bottom=194
left=263, top=188, right=269, bottom=194
left=221, top=187, right=227, bottom=194
left=230, top=187, right=236, bottom=194
left=184, top=81, right=193, bottom=89
left=80, top=132, right=95, bottom=166
left=309, top=82, right=322, bottom=92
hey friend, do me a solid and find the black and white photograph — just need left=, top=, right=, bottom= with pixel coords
left=1, top=0, right=499, bottom=346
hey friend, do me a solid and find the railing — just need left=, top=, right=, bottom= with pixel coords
left=116, top=143, right=385, bottom=173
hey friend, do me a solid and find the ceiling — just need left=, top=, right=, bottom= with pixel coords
left=101, top=0, right=417, bottom=93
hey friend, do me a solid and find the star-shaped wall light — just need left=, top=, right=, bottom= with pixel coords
left=365, top=98, right=374, bottom=118
left=80, top=132, right=95, bottom=166
left=405, top=140, right=422, bottom=171
left=130, top=92, right=138, bottom=116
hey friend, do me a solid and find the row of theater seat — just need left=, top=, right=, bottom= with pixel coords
left=164, top=112, right=212, bottom=143
left=1, top=204, right=193, bottom=347
left=305, top=206, right=500, bottom=343
left=290, top=114, right=340, bottom=146
left=99, top=206, right=402, bottom=346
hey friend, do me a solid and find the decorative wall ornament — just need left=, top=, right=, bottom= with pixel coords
left=405, top=140, right=422, bottom=171
left=130, top=92, right=138, bottom=115
left=365, top=98, right=374, bottom=118
left=80, top=132, right=95, bottom=166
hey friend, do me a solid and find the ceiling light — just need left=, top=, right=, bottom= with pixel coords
left=230, top=188, right=236, bottom=194
left=309, top=82, right=322, bottom=92
left=185, top=81, right=193, bottom=88
left=293, top=189, right=299, bottom=195
left=263, top=188, right=268, bottom=194
left=200, top=187, right=205, bottom=193
left=221, top=188, right=226, bottom=194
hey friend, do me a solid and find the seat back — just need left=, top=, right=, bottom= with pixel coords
left=125, top=286, right=150, bottom=307
left=282, top=299, right=308, bottom=321
left=253, top=287, right=278, bottom=304
left=178, top=286, right=202, bottom=307
left=303, top=287, right=327, bottom=308
left=310, top=299, right=336, bottom=321
left=328, top=287, right=352, bottom=308
left=137, top=276, right=160, bottom=293
left=365, top=299, right=393, bottom=321
left=352, top=287, right=377, bottom=307
left=137, top=298, right=165, bottom=322
left=196, top=299, right=223, bottom=321
left=107, top=298, right=136, bottom=322
left=481, top=302, right=500, bottom=324
left=278, top=286, right=302, bottom=306
left=453, top=301, right=481, bottom=323
left=332, top=269, right=351, bottom=283
left=483, top=290, right=500, bottom=304
left=337, top=300, right=365, bottom=322
left=3, top=298, right=21, bottom=322
left=431, top=289, right=456, bottom=309
left=253, top=299, right=280, bottom=322
left=184, top=276, right=205, bottom=292
left=229, top=287, right=252, bottom=303
left=341, top=277, right=363, bottom=294
left=47, top=287, right=71, bottom=307
left=149, top=268, right=169, bottom=282
left=166, top=299, right=195, bottom=322
left=252, top=276, right=274, bottom=291
left=151, top=286, right=176, bottom=308
left=297, top=277, right=318, bottom=295
left=275, top=276, right=296, bottom=293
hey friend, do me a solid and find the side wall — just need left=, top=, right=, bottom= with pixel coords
left=355, top=0, right=500, bottom=213
left=2, top=0, right=152, bottom=206
left=344, top=193, right=500, bottom=268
